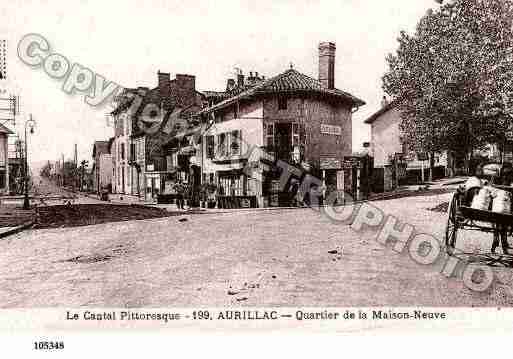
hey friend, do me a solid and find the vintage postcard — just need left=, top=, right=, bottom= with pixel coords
left=1, top=0, right=513, bottom=354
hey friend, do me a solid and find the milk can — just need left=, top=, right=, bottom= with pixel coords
left=492, top=190, right=511, bottom=214
left=471, top=187, right=492, bottom=211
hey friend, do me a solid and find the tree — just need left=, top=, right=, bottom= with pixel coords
left=382, top=0, right=513, bottom=176
left=62, top=160, right=79, bottom=189
left=78, top=160, right=89, bottom=191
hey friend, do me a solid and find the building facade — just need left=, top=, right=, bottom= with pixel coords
left=0, top=123, right=13, bottom=194
left=199, top=42, right=365, bottom=207
left=92, top=140, right=112, bottom=193
left=110, top=71, right=206, bottom=200
left=365, top=99, right=448, bottom=189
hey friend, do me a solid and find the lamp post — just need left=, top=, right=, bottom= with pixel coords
left=23, top=114, right=36, bottom=210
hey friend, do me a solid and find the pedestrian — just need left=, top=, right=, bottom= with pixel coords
left=175, top=181, right=185, bottom=210
left=181, top=182, right=187, bottom=210
left=289, top=179, right=299, bottom=207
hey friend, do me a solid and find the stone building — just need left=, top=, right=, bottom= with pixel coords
left=364, top=98, right=448, bottom=190
left=199, top=42, right=365, bottom=207
left=110, top=71, right=206, bottom=200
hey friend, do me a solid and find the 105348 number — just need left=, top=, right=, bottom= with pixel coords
left=34, top=341, right=64, bottom=350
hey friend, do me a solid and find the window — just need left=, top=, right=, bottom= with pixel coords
left=130, top=143, right=136, bottom=162
left=120, top=143, right=125, bottom=160
left=230, top=130, right=241, bottom=156
left=278, top=96, right=287, bottom=110
left=264, top=123, right=274, bottom=149
left=217, top=133, right=227, bottom=157
left=206, top=135, right=215, bottom=159
left=166, top=155, right=173, bottom=170
left=292, top=123, right=300, bottom=147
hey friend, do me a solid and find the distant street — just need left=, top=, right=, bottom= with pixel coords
left=0, top=192, right=511, bottom=308
left=34, top=179, right=71, bottom=198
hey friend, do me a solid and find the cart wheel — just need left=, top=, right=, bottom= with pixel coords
left=445, top=193, right=459, bottom=255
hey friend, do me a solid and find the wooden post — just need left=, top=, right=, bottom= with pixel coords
left=338, top=169, right=345, bottom=205
left=356, top=167, right=361, bottom=202
left=394, top=154, right=398, bottom=189
left=421, top=158, right=425, bottom=183
left=342, top=170, right=345, bottom=204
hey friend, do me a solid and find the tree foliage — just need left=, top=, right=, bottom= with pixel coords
left=383, top=0, right=513, bottom=169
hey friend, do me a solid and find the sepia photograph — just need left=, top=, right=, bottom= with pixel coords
left=1, top=0, right=513, bottom=352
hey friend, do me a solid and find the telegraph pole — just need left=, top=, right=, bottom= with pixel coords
left=61, top=153, right=65, bottom=187
left=74, top=144, right=78, bottom=191
left=23, top=114, right=36, bottom=210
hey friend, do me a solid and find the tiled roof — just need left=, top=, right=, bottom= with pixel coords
left=364, top=99, right=400, bottom=124
left=202, top=84, right=258, bottom=103
left=0, top=123, right=14, bottom=135
left=199, top=68, right=365, bottom=115
left=92, top=140, right=110, bottom=158
left=202, top=90, right=230, bottom=99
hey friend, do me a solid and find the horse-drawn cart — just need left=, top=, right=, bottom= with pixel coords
left=445, top=174, right=513, bottom=267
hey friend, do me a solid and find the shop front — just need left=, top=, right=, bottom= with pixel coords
left=216, top=169, right=257, bottom=208
left=204, top=160, right=259, bottom=209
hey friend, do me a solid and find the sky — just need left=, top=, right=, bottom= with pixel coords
left=0, top=0, right=439, bottom=166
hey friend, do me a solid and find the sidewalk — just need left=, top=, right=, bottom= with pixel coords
left=0, top=204, right=36, bottom=228
left=78, top=177, right=462, bottom=216
left=82, top=192, right=154, bottom=205
left=107, top=193, right=150, bottom=205
left=0, top=222, right=35, bottom=238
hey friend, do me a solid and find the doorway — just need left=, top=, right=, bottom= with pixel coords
left=274, top=123, right=292, bottom=162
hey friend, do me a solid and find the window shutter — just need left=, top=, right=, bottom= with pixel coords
left=238, top=129, right=243, bottom=155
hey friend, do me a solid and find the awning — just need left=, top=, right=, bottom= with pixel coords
left=211, top=162, right=247, bottom=173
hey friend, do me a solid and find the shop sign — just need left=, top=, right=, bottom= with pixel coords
left=320, top=157, right=342, bottom=170
left=342, top=156, right=361, bottom=169
left=320, top=124, right=342, bottom=136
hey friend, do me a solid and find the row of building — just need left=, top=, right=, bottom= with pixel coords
left=0, top=122, right=25, bottom=195
left=91, top=41, right=503, bottom=207
left=91, top=42, right=372, bottom=207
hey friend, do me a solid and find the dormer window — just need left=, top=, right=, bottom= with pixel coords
left=278, top=96, right=287, bottom=110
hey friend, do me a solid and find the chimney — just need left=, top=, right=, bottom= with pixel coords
left=318, top=42, right=336, bottom=89
left=175, top=74, right=196, bottom=107
left=237, top=70, right=245, bottom=88
left=158, top=71, right=171, bottom=97
left=158, top=71, right=171, bottom=110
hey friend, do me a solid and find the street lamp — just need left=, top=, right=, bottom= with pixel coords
left=23, top=114, right=36, bottom=210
